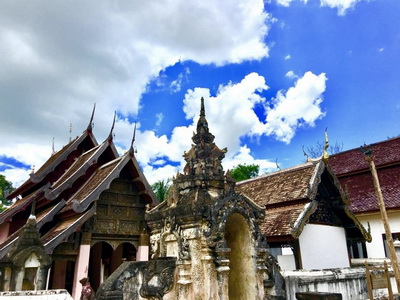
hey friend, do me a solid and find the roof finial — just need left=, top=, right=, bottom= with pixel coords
left=69, top=123, right=72, bottom=142
left=322, top=127, right=329, bottom=162
left=196, top=97, right=209, bottom=134
left=200, top=97, right=205, bottom=117
left=129, top=121, right=137, bottom=155
left=52, top=137, right=55, bottom=155
left=107, top=111, right=116, bottom=142
left=87, top=103, right=96, bottom=132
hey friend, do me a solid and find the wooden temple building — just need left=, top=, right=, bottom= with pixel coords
left=0, top=109, right=157, bottom=299
left=236, top=157, right=372, bottom=271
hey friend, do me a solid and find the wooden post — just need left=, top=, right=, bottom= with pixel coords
left=364, top=153, right=400, bottom=291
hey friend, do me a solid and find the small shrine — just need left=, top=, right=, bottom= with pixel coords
left=146, top=98, right=270, bottom=299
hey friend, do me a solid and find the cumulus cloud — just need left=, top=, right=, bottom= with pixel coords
left=320, top=0, right=363, bottom=15
left=285, top=70, right=297, bottom=79
left=263, top=71, right=327, bottom=143
left=278, top=0, right=365, bottom=15
left=0, top=0, right=270, bottom=185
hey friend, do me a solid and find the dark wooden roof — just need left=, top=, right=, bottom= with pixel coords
left=329, top=137, right=400, bottom=214
left=7, top=131, right=97, bottom=200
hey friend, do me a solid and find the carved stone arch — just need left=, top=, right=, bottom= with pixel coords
left=207, top=193, right=263, bottom=248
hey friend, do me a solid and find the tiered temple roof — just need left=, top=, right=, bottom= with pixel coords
left=0, top=109, right=157, bottom=259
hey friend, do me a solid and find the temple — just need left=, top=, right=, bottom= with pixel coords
left=0, top=99, right=374, bottom=299
left=0, top=108, right=157, bottom=299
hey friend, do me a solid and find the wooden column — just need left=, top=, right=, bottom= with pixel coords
left=72, top=232, right=92, bottom=300
left=52, top=260, right=67, bottom=289
left=110, top=244, right=123, bottom=274
left=365, top=155, right=400, bottom=291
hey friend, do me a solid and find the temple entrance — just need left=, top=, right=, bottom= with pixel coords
left=88, top=242, right=136, bottom=291
left=225, top=213, right=256, bottom=300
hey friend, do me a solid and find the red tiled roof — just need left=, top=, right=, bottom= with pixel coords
left=236, top=162, right=317, bottom=207
left=329, top=137, right=400, bottom=175
left=338, top=166, right=400, bottom=214
left=329, top=137, right=400, bottom=214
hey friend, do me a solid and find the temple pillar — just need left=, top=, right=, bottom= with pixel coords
left=201, top=244, right=217, bottom=300
left=110, top=244, right=123, bottom=273
left=72, top=232, right=91, bottom=300
left=256, top=248, right=268, bottom=300
left=52, top=260, right=67, bottom=289
left=137, top=229, right=150, bottom=261
left=13, top=267, right=24, bottom=291
left=0, top=222, right=9, bottom=244
left=36, top=266, right=49, bottom=290
left=176, top=260, right=192, bottom=300
left=215, top=247, right=230, bottom=300
left=89, top=243, right=102, bottom=291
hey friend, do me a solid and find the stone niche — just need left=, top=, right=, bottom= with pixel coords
left=0, top=216, right=52, bottom=292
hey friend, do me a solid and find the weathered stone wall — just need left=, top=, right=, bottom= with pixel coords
left=283, top=267, right=396, bottom=300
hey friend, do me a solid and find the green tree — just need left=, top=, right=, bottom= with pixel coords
left=151, top=179, right=171, bottom=202
left=0, top=175, right=14, bottom=212
left=230, top=164, right=259, bottom=182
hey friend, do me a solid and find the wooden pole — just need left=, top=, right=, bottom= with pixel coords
left=365, top=154, right=400, bottom=291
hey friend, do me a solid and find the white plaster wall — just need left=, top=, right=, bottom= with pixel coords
left=356, top=211, right=400, bottom=258
left=299, top=224, right=349, bottom=269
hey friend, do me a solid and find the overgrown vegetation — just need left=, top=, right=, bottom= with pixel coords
left=0, top=175, right=14, bottom=212
left=151, top=179, right=171, bottom=202
left=230, top=164, right=259, bottom=182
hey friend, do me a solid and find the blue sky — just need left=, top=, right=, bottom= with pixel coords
left=1, top=0, right=399, bottom=187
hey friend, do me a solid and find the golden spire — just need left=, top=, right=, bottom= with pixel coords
left=322, top=128, right=329, bottom=162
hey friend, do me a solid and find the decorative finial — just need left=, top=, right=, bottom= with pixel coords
left=87, top=103, right=96, bottom=132
left=69, top=123, right=72, bottom=142
left=302, top=145, right=310, bottom=162
left=322, top=128, right=329, bottom=162
left=129, top=121, right=137, bottom=155
left=30, top=199, right=36, bottom=217
left=275, top=158, right=281, bottom=171
left=52, top=137, right=55, bottom=155
left=30, top=165, right=35, bottom=174
left=200, top=97, right=205, bottom=117
left=107, top=112, right=116, bottom=142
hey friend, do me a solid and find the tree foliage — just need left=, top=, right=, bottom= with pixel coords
left=0, top=175, right=14, bottom=212
left=151, top=179, right=171, bottom=202
left=306, top=140, right=344, bottom=159
left=230, top=164, right=259, bottom=182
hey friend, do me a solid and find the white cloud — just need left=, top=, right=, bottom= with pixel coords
left=0, top=0, right=271, bottom=185
left=286, top=70, right=297, bottom=79
left=284, top=54, right=291, bottom=60
left=320, top=0, right=363, bottom=15
left=155, top=113, right=164, bottom=127
left=278, top=0, right=365, bottom=15
left=263, top=71, right=327, bottom=143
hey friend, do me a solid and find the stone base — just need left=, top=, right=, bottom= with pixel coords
left=0, top=289, right=73, bottom=300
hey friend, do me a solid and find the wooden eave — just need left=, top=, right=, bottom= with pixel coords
left=0, top=184, right=49, bottom=224
left=44, top=139, right=118, bottom=201
left=42, top=206, right=95, bottom=254
left=7, top=131, right=98, bottom=200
